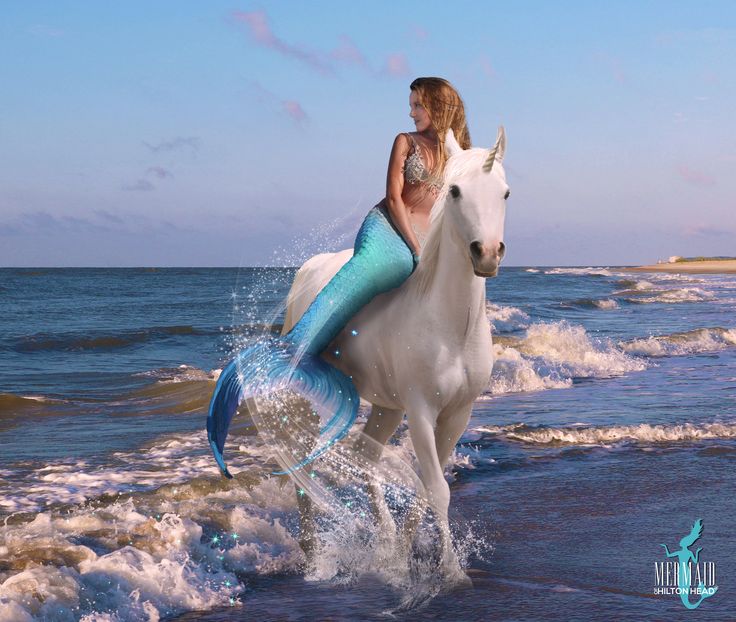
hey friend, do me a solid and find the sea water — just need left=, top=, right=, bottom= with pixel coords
left=0, top=267, right=734, bottom=621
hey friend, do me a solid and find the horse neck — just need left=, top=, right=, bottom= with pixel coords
left=413, top=215, right=486, bottom=327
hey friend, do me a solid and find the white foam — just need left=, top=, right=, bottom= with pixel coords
left=488, top=344, right=572, bottom=394
left=473, top=421, right=736, bottom=445
left=615, top=284, right=716, bottom=304
left=519, top=321, right=647, bottom=376
left=484, top=302, right=530, bottom=332
left=135, top=365, right=219, bottom=384
left=621, top=327, right=736, bottom=357
left=544, top=267, right=613, bottom=276
left=487, top=320, right=647, bottom=395
left=593, top=299, right=619, bottom=309
left=0, top=430, right=271, bottom=514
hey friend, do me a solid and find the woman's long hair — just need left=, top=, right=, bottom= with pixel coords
left=409, top=77, right=472, bottom=178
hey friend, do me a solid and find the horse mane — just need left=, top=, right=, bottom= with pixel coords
left=411, top=147, right=504, bottom=298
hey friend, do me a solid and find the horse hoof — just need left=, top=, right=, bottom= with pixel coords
left=442, top=567, right=473, bottom=591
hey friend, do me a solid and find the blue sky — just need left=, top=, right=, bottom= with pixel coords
left=0, top=1, right=734, bottom=266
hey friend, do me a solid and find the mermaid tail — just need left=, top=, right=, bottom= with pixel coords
left=208, top=203, right=414, bottom=477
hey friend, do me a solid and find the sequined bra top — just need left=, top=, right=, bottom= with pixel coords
left=400, top=133, right=443, bottom=194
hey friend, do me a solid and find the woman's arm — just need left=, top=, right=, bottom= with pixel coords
left=385, top=133, right=422, bottom=257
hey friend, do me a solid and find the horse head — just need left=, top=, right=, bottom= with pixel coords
left=443, top=126, right=509, bottom=277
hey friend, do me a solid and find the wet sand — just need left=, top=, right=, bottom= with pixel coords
left=619, top=260, right=736, bottom=274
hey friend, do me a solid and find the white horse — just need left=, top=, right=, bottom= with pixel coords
left=281, top=127, right=508, bottom=577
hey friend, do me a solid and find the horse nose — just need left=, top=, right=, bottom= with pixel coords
left=470, top=240, right=505, bottom=260
left=470, top=241, right=484, bottom=259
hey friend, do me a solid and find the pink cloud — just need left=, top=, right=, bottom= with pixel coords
left=682, top=223, right=732, bottom=237
left=329, top=35, right=367, bottom=66
left=479, top=55, right=496, bottom=79
left=593, top=52, right=626, bottom=84
left=282, top=100, right=307, bottom=122
left=232, top=10, right=334, bottom=76
left=409, top=25, right=428, bottom=41
left=676, top=165, right=716, bottom=187
left=249, top=80, right=308, bottom=123
left=383, top=53, right=410, bottom=77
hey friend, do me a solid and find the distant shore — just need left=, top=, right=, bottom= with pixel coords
left=619, top=259, right=736, bottom=274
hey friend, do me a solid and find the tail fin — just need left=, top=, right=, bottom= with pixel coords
left=207, top=337, right=359, bottom=478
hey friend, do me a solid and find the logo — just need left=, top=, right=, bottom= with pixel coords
left=654, top=519, right=718, bottom=609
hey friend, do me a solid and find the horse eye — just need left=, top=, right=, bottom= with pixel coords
left=504, top=190, right=511, bottom=200
left=449, top=185, right=461, bottom=199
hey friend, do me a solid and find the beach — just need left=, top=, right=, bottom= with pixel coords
left=620, top=260, right=736, bottom=274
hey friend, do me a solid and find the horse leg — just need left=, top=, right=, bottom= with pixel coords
left=433, top=402, right=474, bottom=583
left=353, top=404, right=404, bottom=537
left=259, top=391, right=321, bottom=562
left=403, top=405, right=452, bottom=557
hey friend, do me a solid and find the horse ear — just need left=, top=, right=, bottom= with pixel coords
left=444, top=128, right=463, bottom=157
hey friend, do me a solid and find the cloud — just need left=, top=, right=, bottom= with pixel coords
left=282, top=100, right=307, bottom=122
left=232, top=9, right=403, bottom=80
left=593, top=52, right=626, bottom=84
left=249, top=80, right=308, bottom=123
left=122, top=179, right=155, bottom=192
left=676, top=165, right=716, bottom=187
left=409, top=25, right=428, bottom=41
left=232, top=9, right=335, bottom=76
left=93, top=209, right=124, bottom=224
left=383, top=53, right=410, bottom=77
left=682, top=223, right=733, bottom=237
left=654, top=27, right=736, bottom=47
left=479, top=54, right=496, bottom=79
left=142, top=136, right=200, bottom=153
left=27, top=24, right=64, bottom=38
left=329, top=35, right=368, bottom=66
left=147, top=166, right=173, bottom=179
left=0, top=210, right=187, bottom=237
left=0, top=211, right=112, bottom=236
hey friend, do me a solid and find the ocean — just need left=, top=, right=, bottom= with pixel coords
left=0, top=266, right=734, bottom=621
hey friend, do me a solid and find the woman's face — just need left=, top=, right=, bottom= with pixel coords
left=409, top=90, right=432, bottom=132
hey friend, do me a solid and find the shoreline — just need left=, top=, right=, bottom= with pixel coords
left=618, top=260, right=736, bottom=274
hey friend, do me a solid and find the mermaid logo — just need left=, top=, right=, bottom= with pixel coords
left=655, top=519, right=718, bottom=609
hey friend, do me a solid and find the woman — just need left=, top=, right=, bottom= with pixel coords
left=208, top=77, right=472, bottom=476
left=284, top=77, right=472, bottom=354
left=383, top=77, right=472, bottom=262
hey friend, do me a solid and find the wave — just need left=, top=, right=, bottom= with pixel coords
left=565, top=298, right=619, bottom=310
left=621, top=327, right=736, bottom=357
left=0, top=365, right=219, bottom=430
left=0, top=393, right=66, bottom=424
left=472, top=421, right=736, bottom=446
left=10, top=325, right=208, bottom=353
left=134, top=364, right=220, bottom=384
left=0, top=424, right=479, bottom=621
left=544, top=267, right=613, bottom=277
left=614, top=284, right=715, bottom=304
left=485, top=302, right=530, bottom=332
left=487, top=320, right=647, bottom=395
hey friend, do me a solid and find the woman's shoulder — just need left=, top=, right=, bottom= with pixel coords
left=391, top=132, right=415, bottom=155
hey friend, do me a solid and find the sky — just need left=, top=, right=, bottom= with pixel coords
left=0, top=1, right=734, bottom=267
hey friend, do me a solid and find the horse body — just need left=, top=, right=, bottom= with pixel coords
left=280, top=127, right=508, bottom=576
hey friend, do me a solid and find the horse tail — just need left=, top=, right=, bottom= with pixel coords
left=207, top=336, right=359, bottom=478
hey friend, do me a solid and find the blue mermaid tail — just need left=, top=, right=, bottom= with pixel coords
left=208, top=202, right=415, bottom=477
